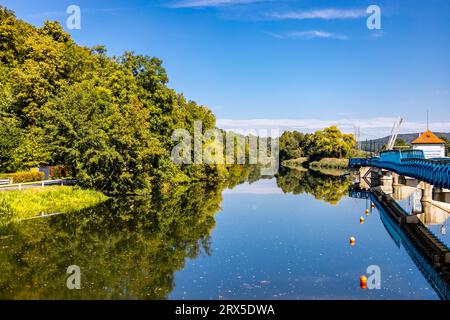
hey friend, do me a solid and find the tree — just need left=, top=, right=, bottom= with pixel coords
left=279, top=131, right=305, bottom=161
left=0, top=115, right=22, bottom=172
left=10, top=127, right=52, bottom=170
left=306, top=126, right=355, bottom=160
left=47, top=79, right=163, bottom=193
left=0, top=7, right=233, bottom=193
left=439, top=136, right=450, bottom=156
left=394, top=138, right=409, bottom=149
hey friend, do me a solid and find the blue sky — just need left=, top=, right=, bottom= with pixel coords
left=2, top=0, right=450, bottom=138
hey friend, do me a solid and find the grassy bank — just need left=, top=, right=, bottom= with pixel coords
left=281, top=157, right=308, bottom=169
left=0, top=186, right=108, bottom=225
left=281, top=157, right=349, bottom=171
left=308, top=158, right=349, bottom=170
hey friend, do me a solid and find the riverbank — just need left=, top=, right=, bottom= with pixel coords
left=0, top=186, right=108, bottom=226
left=308, top=158, right=349, bottom=170
left=281, top=157, right=349, bottom=171
left=281, top=158, right=308, bottom=169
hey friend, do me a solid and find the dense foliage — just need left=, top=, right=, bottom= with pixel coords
left=0, top=164, right=351, bottom=298
left=0, top=164, right=269, bottom=298
left=279, top=126, right=355, bottom=162
left=0, top=7, right=226, bottom=193
left=276, top=167, right=351, bottom=205
left=0, top=171, right=44, bottom=183
left=439, top=136, right=450, bottom=155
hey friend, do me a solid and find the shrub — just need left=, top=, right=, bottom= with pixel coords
left=49, top=165, right=68, bottom=179
left=281, top=157, right=308, bottom=168
left=0, top=197, right=14, bottom=227
left=309, top=158, right=349, bottom=169
left=5, top=171, right=45, bottom=183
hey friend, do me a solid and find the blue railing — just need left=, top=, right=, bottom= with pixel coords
left=350, top=150, right=450, bottom=188
left=370, top=157, right=450, bottom=189
left=348, top=158, right=370, bottom=167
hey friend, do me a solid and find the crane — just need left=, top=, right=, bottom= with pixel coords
left=386, top=118, right=403, bottom=150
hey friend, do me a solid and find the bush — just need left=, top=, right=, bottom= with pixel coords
left=49, top=166, right=68, bottom=179
left=309, top=158, right=349, bottom=169
left=0, top=197, right=14, bottom=227
left=281, top=157, right=308, bottom=168
left=4, top=171, right=45, bottom=183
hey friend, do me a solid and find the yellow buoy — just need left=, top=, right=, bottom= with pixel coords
left=360, top=275, right=367, bottom=289
left=349, top=236, right=356, bottom=246
left=360, top=216, right=365, bottom=224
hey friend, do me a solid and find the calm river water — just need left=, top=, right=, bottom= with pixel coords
left=0, top=168, right=447, bottom=299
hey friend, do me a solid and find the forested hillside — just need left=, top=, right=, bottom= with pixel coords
left=0, top=6, right=228, bottom=193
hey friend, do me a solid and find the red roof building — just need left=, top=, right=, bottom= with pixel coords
left=412, top=130, right=446, bottom=159
left=412, top=130, right=446, bottom=145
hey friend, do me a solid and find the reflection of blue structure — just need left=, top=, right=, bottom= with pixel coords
left=348, top=158, right=370, bottom=167
left=372, top=193, right=450, bottom=300
left=350, top=150, right=450, bottom=189
left=349, top=188, right=450, bottom=300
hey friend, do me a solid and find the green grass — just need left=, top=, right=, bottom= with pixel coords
left=308, top=158, right=349, bottom=170
left=0, top=186, right=108, bottom=225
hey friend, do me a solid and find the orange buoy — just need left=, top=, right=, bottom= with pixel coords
left=360, top=275, right=368, bottom=289
left=349, top=236, right=356, bottom=246
left=360, top=216, right=365, bottom=224
left=371, top=202, right=375, bottom=208
left=365, top=209, right=370, bottom=215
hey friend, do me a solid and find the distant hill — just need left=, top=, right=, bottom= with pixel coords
left=360, top=132, right=450, bottom=151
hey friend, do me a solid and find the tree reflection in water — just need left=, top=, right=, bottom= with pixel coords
left=276, top=167, right=352, bottom=205
left=0, top=165, right=351, bottom=299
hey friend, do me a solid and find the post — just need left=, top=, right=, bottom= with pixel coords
left=421, top=182, right=433, bottom=203
left=18, top=184, right=22, bottom=191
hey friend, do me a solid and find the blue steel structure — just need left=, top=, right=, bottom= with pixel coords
left=349, top=188, right=450, bottom=300
left=350, top=150, right=450, bottom=189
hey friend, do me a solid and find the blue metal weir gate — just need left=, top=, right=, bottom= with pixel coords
left=350, top=150, right=450, bottom=189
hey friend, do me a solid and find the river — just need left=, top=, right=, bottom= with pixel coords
left=0, top=167, right=448, bottom=299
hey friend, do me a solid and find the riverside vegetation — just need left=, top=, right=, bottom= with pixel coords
left=0, top=166, right=351, bottom=299
left=0, top=6, right=238, bottom=195
left=0, top=6, right=356, bottom=224
left=0, top=186, right=108, bottom=226
left=279, top=127, right=360, bottom=171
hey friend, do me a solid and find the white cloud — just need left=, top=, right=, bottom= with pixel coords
left=216, top=118, right=450, bottom=139
left=269, top=30, right=348, bottom=40
left=268, top=8, right=366, bottom=20
left=167, top=0, right=265, bottom=8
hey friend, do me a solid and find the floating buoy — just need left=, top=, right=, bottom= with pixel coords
left=360, top=275, right=367, bottom=289
left=371, top=202, right=375, bottom=208
left=365, top=209, right=370, bottom=216
left=360, top=216, right=365, bottom=224
left=349, top=236, right=356, bottom=246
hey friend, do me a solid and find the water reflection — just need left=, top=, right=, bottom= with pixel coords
left=0, top=166, right=446, bottom=299
left=276, top=167, right=352, bottom=205
left=0, top=166, right=353, bottom=299
left=0, top=182, right=224, bottom=299
left=351, top=168, right=450, bottom=300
